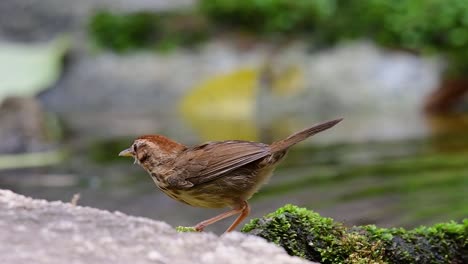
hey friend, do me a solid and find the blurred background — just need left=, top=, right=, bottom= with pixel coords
left=0, top=0, right=467, bottom=233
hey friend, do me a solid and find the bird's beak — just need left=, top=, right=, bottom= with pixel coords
left=118, top=148, right=134, bottom=157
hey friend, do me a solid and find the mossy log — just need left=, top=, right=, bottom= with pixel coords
left=242, top=205, right=467, bottom=264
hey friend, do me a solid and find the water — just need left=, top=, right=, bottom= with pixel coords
left=1, top=119, right=467, bottom=233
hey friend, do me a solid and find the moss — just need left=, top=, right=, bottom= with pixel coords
left=243, top=204, right=347, bottom=261
left=175, top=226, right=197, bottom=232
left=242, top=204, right=467, bottom=264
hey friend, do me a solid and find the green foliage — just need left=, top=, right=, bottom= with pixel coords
left=199, top=0, right=335, bottom=34
left=89, top=11, right=208, bottom=53
left=200, top=0, right=468, bottom=75
left=243, top=204, right=468, bottom=264
left=355, top=0, right=468, bottom=75
left=90, top=11, right=160, bottom=52
left=88, top=1, right=468, bottom=73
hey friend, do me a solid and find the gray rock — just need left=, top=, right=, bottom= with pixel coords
left=0, top=189, right=315, bottom=264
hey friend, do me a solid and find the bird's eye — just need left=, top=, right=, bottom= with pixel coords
left=133, top=144, right=137, bottom=153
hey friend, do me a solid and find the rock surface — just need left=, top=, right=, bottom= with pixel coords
left=0, top=189, right=314, bottom=264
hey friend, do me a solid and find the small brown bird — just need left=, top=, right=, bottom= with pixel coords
left=119, top=118, right=342, bottom=232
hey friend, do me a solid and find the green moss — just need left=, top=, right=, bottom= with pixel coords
left=242, top=204, right=467, bottom=263
left=243, top=204, right=347, bottom=261
left=176, top=226, right=197, bottom=232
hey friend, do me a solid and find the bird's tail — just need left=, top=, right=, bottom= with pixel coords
left=270, top=118, right=343, bottom=152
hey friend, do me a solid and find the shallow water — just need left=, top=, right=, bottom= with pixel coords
left=1, top=118, right=467, bottom=233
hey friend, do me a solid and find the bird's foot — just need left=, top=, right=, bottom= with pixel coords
left=194, top=224, right=205, bottom=232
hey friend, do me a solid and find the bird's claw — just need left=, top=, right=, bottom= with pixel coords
left=194, top=224, right=205, bottom=232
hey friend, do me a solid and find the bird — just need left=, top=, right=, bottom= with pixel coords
left=119, top=118, right=342, bottom=233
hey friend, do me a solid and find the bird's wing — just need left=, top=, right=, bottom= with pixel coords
left=173, top=140, right=271, bottom=187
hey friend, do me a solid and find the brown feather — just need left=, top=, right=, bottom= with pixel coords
left=137, top=135, right=186, bottom=153
left=175, top=140, right=271, bottom=186
left=270, top=118, right=343, bottom=152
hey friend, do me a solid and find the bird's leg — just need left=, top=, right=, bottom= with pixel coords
left=194, top=201, right=249, bottom=232
left=225, top=201, right=250, bottom=233
left=194, top=207, right=242, bottom=231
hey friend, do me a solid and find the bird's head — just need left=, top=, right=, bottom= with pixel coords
left=119, top=135, right=186, bottom=168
